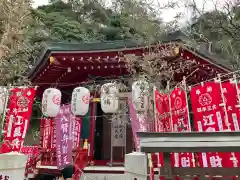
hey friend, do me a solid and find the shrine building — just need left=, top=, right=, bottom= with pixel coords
left=27, top=31, right=233, bottom=179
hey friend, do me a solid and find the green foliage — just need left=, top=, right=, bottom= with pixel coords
left=29, top=0, right=165, bottom=44
left=190, top=4, right=240, bottom=69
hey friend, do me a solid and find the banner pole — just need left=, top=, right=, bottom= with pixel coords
left=232, top=74, right=240, bottom=130
left=153, top=86, right=157, bottom=132
left=167, top=81, right=173, bottom=131
left=233, top=74, right=240, bottom=107
left=217, top=74, right=230, bottom=131
left=182, top=77, right=196, bottom=167
left=182, top=77, right=191, bottom=131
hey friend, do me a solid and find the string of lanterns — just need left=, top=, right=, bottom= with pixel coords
left=2, top=69, right=240, bottom=117
left=41, top=80, right=150, bottom=118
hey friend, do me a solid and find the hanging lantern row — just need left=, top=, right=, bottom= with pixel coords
left=42, top=87, right=90, bottom=117
left=41, top=80, right=150, bottom=117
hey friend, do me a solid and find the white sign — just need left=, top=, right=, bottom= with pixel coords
left=111, top=117, right=126, bottom=147
left=0, top=152, right=27, bottom=180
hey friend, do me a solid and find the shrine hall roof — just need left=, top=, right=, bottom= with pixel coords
left=28, top=31, right=233, bottom=86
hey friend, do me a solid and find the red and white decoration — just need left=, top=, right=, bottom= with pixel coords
left=101, top=83, right=119, bottom=113
left=132, top=80, right=149, bottom=112
left=39, top=108, right=82, bottom=166
left=190, top=81, right=226, bottom=168
left=21, top=146, right=39, bottom=177
left=154, top=89, right=171, bottom=133
left=42, top=88, right=61, bottom=117
left=2, top=87, right=36, bottom=153
left=170, top=88, right=190, bottom=132
left=220, top=79, right=240, bottom=169
left=153, top=89, right=171, bottom=172
left=71, top=87, right=90, bottom=116
left=190, top=81, right=225, bottom=132
left=170, top=87, right=195, bottom=168
left=72, top=116, right=82, bottom=149
left=40, top=118, right=53, bottom=151
left=39, top=117, right=55, bottom=166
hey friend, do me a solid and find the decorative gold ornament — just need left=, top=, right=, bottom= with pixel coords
left=174, top=46, right=180, bottom=55
left=49, top=56, right=55, bottom=65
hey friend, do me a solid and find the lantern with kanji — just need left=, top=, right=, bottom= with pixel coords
left=132, top=80, right=149, bottom=111
left=42, top=88, right=61, bottom=117
left=0, top=87, right=7, bottom=114
left=71, top=87, right=90, bottom=116
left=101, top=83, right=119, bottom=113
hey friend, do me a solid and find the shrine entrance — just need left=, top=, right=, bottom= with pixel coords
left=137, top=131, right=240, bottom=179
left=93, top=102, right=134, bottom=166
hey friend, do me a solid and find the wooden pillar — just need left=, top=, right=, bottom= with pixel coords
left=89, top=96, right=97, bottom=162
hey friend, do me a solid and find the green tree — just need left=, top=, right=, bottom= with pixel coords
left=185, top=0, right=240, bottom=68
left=0, top=0, right=37, bottom=84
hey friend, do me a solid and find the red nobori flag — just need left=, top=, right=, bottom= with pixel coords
left=190, top=81, right=225, bottom=168
left=41, top=118, right=53, bottom=150
left=170, top=88, right=195, bottom=168
left=170, top=87, right=190, bottom=132
left=154, top=89, right=171, bottom=175
left=21, top=145, right=39, bottom=176
left=72, top=116, right=82, bottom=149
left=222, top=80, right=240, bottom=131
left=154, top=89, right=172, bottom=132
left=220, top=80, right=240, bottom=169
left=2, top=87, right=36, bottom=153
left=190, top=81, right=225, bottom=132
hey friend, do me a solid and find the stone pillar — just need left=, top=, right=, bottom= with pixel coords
left=125, top=152, right=148, bottom=180
left=0, top=152, right=27, bottom=180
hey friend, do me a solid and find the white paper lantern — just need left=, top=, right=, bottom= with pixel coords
left=0, top=87, right=7, bottom=114
left=132, top=80, right=149, bottom=111
left=71, top=87, right=90, bottom=116
left=42, top=88, right=61, bottom=117
left=101, top=83, right=119, bottom=113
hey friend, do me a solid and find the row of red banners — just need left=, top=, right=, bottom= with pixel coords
left=21, top=146, right=39, bottom=177
left=40, top=107, right=82, bottom=167
left=153, top=79, right=240, bottom=171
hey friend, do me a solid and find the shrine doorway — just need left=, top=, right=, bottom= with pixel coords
left=93, top=102, right=134, bottom=165
left=93, top=103, right=104, bottom=160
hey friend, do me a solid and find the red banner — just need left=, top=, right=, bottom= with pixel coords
left=190, top=81, right=225, bottom=132
left=21, top=146, right=39, bottom=176
left=220, top=80, right=240, bottom=168
left=41, top=118, right=53, bottom=150
left=153, top=89, right=170, bottom=178
left=154, top=90, right=171, bottom=132
left=40, top=118, right=54, bottom=166
left=190, top=81, right=225, bottom=168
left=154, top=89, right=172, bottom=180
left=2, top=87, right=36, bottom=153
left=170, top=88, right=195, bottom=168
left=222, top=80, right=240, bottom=131
left=170, top=88, right=190, bottom=132
left=72, top=116, right=82, bottom=149
left=21, top=145, right=39, bottom=164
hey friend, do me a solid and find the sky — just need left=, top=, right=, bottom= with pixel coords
left=32, top=0, right=226, bottom=22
